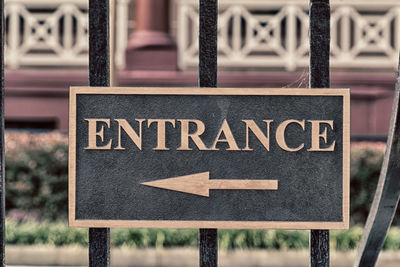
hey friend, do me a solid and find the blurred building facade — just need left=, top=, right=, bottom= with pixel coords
left=4, top=0, right=400, bottom=138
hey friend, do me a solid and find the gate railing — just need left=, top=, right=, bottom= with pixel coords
left=4, top=0, right=130, bottom=70
left=177, top=0, right=400, bottom=71
left=4, top=0, right=400, bottom=72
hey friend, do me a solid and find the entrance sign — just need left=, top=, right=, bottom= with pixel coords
left=69, top=87, right=350, bottom=229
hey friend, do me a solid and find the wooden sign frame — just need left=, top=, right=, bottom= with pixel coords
left=69, top=86, right=350, bottom=229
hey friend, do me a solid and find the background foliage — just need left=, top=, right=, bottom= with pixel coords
left=5, top=220, right=400, bottom=250
left=5, top=131, right=400, bottom=248
left=5, top=132, right=394, bottom=225
left=5, top=132, right=68, bottom=221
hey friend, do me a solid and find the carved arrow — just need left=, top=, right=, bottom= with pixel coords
left=141, top=172, right=278, bottom=197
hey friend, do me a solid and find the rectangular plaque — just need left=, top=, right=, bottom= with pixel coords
left=69, top=87, right=350, bottom=229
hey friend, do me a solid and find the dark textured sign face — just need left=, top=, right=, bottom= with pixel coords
left=69, top=87, right=350, bottom=229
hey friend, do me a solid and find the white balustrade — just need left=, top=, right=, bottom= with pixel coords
left=5, top=0, right=400, bottom=71
left=4, top=0, right=130, bottom=70
left=178, top=0, right=400, bottom=71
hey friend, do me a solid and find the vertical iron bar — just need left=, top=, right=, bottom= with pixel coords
left=199, top=0, right=218, bottom=88
left=200, top=229, right=218, bottom=267
left=310, top=230, right=330, bottom=267
left=199, top=1, right=218, bottom=267
left=0, top=0, right=5, bottom=265
left=89, top=0, right=110, bottom=87
left=309, top=0, right=330, bottom=266
left=310, top=0, right=330, bottom=89
left=89, top=228, right=110, bottom=267
left=88, top=1, right=110, bottom=266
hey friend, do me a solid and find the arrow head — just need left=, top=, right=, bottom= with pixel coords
left=141, top=172, right=210, bottom=197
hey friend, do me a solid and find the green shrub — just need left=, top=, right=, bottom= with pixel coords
left=330, top=226, right=363, bottom=250
left=349, top=142, right=398, bottom=225
left=5, top=132, right=68, bottom=221
left=112, top=228, right=198, bottom=248
left=383, top=226, right=400, bottom=250
left=4, top=220, right=400, bottom=250
left=6, top=220, right=87, bottom=246
left=218, top=229, right=309, bottom=250
left=4, top=132, right=398, bottom=226
left=4, top=132, right=400, bottom=250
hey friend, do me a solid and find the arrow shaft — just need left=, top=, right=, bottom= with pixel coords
left=209, top=180, right=278, bottom=190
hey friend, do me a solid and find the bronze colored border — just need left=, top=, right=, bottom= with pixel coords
left=69, top=87, right=350, bottom=229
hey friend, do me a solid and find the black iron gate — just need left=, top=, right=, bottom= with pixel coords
left=0, top=0, right=399, bottom=266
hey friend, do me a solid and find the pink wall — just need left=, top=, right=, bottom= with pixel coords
left=4, top=69, right=396, bottom=137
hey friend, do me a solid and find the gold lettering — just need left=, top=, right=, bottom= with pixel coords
left=276, top=120, right=305, bottom=152
left=148, top=119, right=176, bottom=150
left=177, top=119, right=208, bottom=150
left=84, top=118, right=112, bottom=150
left=114, top=119, right=145, bottom=150
left=211, top=119, right=240, bottom=151
left=307, top=120, right=336, bottom=151
left=242, top=120, right=273, bottom=151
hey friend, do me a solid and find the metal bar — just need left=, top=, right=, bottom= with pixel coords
left=89, top=228, right=110, bottom=267
left=353, top=55, right=400, bottom=267
left=110, top=0, right=116, bottom=86
left=310, top=0, right=330, bottom=89
left=0, top=0, right=5, bottom=265
left=309, top=0, right=330, bottom=266
left=89, top=0, right=110, bottom=87
left=310, top=230, right=330, bottom=267
left=200, top=229, right=218, bottom=267
left=88, top=0, right=110, bottom=266
left=199, top=0, right=218, bottom=88
left=199, top=0, right=218, bottom=266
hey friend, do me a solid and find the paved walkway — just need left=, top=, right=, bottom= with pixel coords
left=5, top=246, right=400, bottom=267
